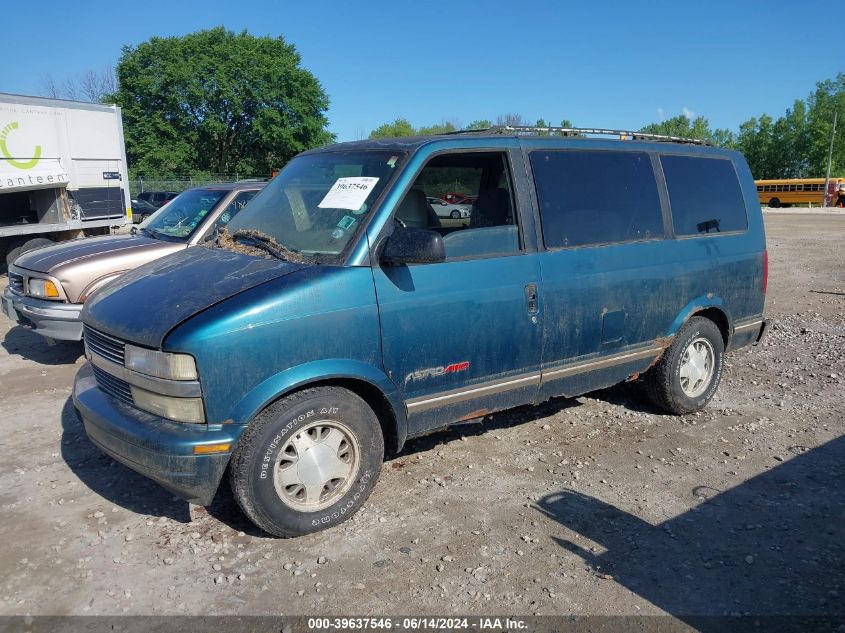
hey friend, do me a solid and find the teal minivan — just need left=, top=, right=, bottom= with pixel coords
left=73, top=127, right=768, bottom=537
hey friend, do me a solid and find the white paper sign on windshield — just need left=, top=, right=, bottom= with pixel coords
left=318, top=177, right=380, bottom=211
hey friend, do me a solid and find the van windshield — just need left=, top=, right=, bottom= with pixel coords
left=225, top=150, right=404, bottom=260
left=141, top=189, right=226, bottom=242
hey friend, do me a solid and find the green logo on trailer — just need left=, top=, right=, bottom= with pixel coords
left=0, top=121, right=42, bottom=169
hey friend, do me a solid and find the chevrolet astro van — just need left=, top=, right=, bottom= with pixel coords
left=73, top=127, right=768, bottom=537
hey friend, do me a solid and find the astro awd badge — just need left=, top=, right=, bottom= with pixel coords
left=405, top=361, right=470, bottom=384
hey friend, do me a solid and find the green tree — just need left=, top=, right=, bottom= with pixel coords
left=533, top=118, right=556, bottom=136
left=369, top=118, right=416, bottom=138
left=369, top=119, right=458, bottom=137
left=733, top=74, right=844, bottom=179
left=736, top=115, right=774, bottom=178
left=639, top=113, right=735, bottom=153
left=805, top=73, right=845, bottom=177
left=112, top=27, right=333, bottom=177
left=417, top=121, right=457, bottom=135
left=466, top=119, right=491, bottom=130
left=640, top=114, right=715, bottom=141
left=710, top=128, right=736, bottom=148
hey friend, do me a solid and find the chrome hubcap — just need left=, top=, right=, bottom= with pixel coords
left=273, top=421, right=359, bottom=511
left=679, top=337, right=715, bottom=397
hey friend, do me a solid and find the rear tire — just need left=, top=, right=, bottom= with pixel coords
left=768, top=198, right=780, bottom=208
left=230, top=386, right=384, bottom=537
left=642, top=316, right=724, bottom=415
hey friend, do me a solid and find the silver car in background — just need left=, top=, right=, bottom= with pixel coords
left=2, top=182, right=264, bottom=341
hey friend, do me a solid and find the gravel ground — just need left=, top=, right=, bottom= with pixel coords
left=0, top=213, right=842, bottom=618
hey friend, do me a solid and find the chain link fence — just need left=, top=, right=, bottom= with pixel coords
left=128, top=175, right=268, bottom=197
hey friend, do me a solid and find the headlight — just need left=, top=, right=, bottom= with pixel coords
left=129, top=386, right=204, bottom=423
left=124, top=344, right=198, bottom=380
left=28, top=278, right=61, bottom=300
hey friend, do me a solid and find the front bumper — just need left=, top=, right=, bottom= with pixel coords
left=2, top=286, right=83, bottom=341
left=73, top=362, right=243, bottom=505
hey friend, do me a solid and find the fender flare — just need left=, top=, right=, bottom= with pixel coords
left=666, top=295, right=733, bottom=344
left=227, top=359, right=408, bottom=452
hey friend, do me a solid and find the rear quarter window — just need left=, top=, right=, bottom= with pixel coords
left=530, top=150, right=664, bottom=248
left=661, top=155, right=748, bottom=235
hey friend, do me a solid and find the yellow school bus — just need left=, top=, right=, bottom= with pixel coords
left=755, top=177, right=845, bottom=208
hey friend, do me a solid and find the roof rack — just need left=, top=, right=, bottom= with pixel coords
left=446, top=125, right=711, bottom=146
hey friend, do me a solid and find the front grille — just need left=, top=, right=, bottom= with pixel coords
left=8, top=272, right=24, bottom=294
left=83, top=325, right=126, bottom=365
left=91, top=364, right=134, bottom=406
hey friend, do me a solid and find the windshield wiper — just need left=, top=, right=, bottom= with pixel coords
left=231, top=229, right=314, bottom=263
left=234, top=233, right=289, bottom=261
left=210, top=228, right=313, bottom=263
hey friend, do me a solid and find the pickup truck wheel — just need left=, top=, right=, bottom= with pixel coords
left=643, top=316, right=724, bottom=415
left=230, top=386, right=384, bottom=537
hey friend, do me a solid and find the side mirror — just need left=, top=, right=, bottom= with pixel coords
left=381, top=227, right=445, bottom=265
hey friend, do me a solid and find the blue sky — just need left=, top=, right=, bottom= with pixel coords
left=4, top=0, right=841, bottom=141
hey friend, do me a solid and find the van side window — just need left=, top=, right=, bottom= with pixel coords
left=530, top=150, right=663, bottom=248
left=662, top=155, right=747, bottom=235
left=396, top=152, right=520, bottom=260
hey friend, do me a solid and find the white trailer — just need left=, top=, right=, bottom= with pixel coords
left=0, top=93, right=131, bottom=269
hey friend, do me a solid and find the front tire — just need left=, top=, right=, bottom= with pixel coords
left=230, top=386, right=384, bottom=537
left=450, top=210, right=461, bottom=219
left=643, top=316, right=724, bottom=415
left=768, top=198, right=781, bottom=208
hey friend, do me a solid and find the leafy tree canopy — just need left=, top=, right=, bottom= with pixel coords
left=112, top=26, right=333, bottom=178
left=369, top=118, right=417, bottom=138
left=466, top=119, right=492, bottom=130
left=640, top=73, right=845, bottom=179
left=367, top=73, right=845, bottom=180
left=368, top=115, right=573, bottom=138
left=369, top=118, right=458, bottom=138
left=640, top=114, right=734, bottom=145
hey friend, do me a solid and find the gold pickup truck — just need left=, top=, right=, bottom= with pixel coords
left=3, top=182, right=263, bottom=341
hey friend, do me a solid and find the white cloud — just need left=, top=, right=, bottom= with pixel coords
left=682, top=106, right=696, bottom=120
left=657, top=107, right=665, bottom=120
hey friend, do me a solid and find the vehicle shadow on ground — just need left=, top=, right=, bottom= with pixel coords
left=61, top=383, right=656, bottom=536
left=397, top=395, right=582, bottom=456
left=535, top=435, right=845, bottom=625
left=397, top=380, right=663, bottom=456
left=60, top=375, right=674, bottom=539
left=2, top=326, right=84, bottom=365
left=587, top=380, right=667, bottom=414
left=59, top=397, right=191, bottom=523
left=60, top=396, right=276, bottom=536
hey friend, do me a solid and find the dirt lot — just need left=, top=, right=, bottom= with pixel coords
left=0, top=213, right=842, bottom=619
